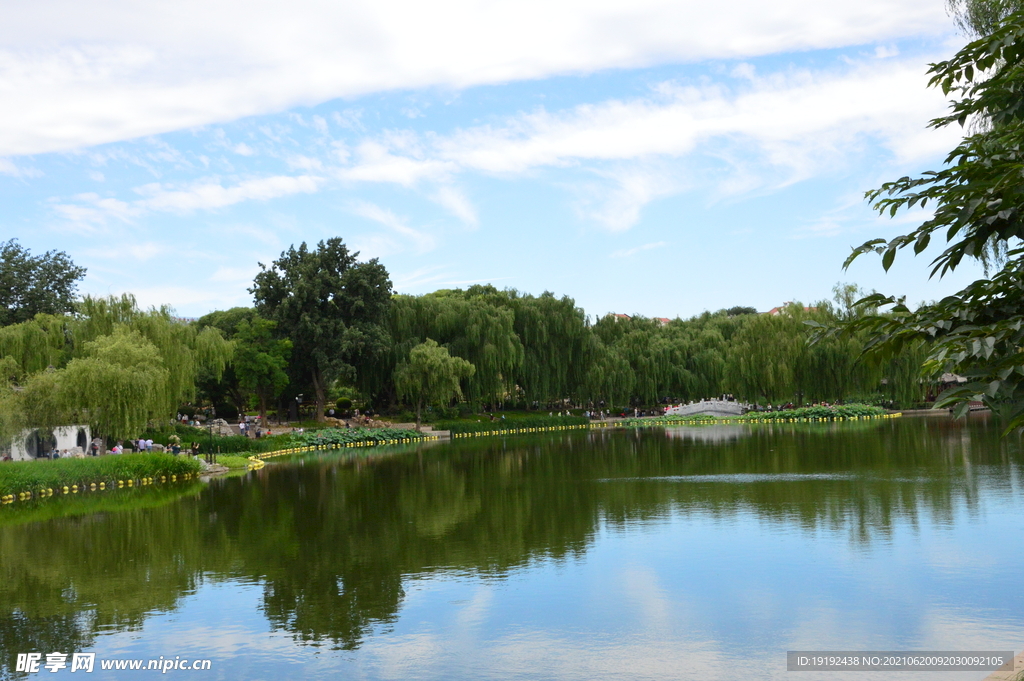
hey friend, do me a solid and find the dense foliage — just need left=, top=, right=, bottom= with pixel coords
left=251, top=239, right=392, bottom=422
left=436, top=415, right=589, bottom=434
left=290, top=427, right=430, bottom=446
left=0, top=295, right=232, bottom=445
left=0, top=240, right=86, bottom=327
left=839, top=7, right=1024, bottom=429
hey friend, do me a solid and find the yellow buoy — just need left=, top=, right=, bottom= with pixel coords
left=98, top=483, right=105, bottom=490
left=171, top=475, right=176, bottom=482
left=63, top=486, right=69, bottom=494
left=127, top=479, right=133, bottom=486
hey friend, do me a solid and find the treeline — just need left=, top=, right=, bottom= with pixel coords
left=198, top=272, right=929, bottom=422
left=1, top=238, right=931, bottom=446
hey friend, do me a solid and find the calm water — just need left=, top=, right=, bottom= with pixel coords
left=2, top=416, right=1022, bottom=680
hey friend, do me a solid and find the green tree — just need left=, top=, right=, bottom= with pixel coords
left=842, top=10, right=1024, bottom=427
left=233, top=317, right=292, bottom=425
left=194, top=307, right=258, bottom=419
left=0, top=240, right=86, bottom=327
left=0, top=295, right=232, bottom=423
left=371, top=291, right=522, bottom=410
left=251, top=239, right=392, bottom=421
left=15, top=328, right=170, bottom=442
left=394, top=339, right=475, bottom=430
left=725, top=307, right=803, bottom=405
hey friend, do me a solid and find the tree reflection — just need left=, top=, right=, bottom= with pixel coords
left=0, top=416, right=1020, bottom=673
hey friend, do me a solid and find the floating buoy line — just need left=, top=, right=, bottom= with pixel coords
left=1, top=472, right=199, bottom=506
left=249, top=435, right=443, bottom=468
left=5, top=416, right=897, bottom=505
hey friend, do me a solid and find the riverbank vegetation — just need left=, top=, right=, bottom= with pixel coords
left=0, top=453, right=202, bottom=497
left=1, top=239, right=937, bottom=459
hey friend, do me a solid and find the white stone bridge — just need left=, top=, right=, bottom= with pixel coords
left=664, top=400, right=748, bottom=417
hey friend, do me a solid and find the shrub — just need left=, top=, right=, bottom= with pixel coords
left=436, top=415, right=588, bottom=434
left=290, top=427, right=428, bottom=447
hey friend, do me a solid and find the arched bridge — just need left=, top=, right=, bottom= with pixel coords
left=665, top=400, right=748, bottom=417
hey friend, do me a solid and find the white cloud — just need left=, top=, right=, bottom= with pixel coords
left=0, top=0, right=952, bottom=157
left=50, top=174, right=322, bottom=228
left=611, top=241, right=668, bottom=258
left=135, top=175, right=322, bottom=212
left=0, top=158, right=41, bottom=177
left=324, top=55, right=960, bottom=229
left=43, top=53, right=963, bottom=237
left=82, top=241, right=164, bottom=261
left=432, top=185, right=478, bottom=226
left=350, top=200, right=437, bottom=253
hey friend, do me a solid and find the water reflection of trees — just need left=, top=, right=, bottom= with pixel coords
left=1, top=417, right=1020, bottom=671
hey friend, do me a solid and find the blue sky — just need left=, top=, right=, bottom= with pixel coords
left=0, top=0, right=987, bottom=319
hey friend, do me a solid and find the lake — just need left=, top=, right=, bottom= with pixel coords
left=1, top=415, right=1021, bottom=680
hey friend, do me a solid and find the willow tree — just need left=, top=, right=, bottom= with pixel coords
left=725, top=308, right=804, bottom=405
left=0, top=314, right=71, bottom=375
left=15, top=328, right=169, bottom=442
left=378, top=292, right=522, bottom=409
left=394, top=339, right=475, bottom=430
left=591, top=314, right=684, bottom=405
left=581, top=336, right=634, bottom=407
left=0, top=358, right=23, bottom=448
left=76, top=295, right=233, bottom=415
left=0, top=295, right=232, bottom=425
left=476, top=288, right=589, bottom=404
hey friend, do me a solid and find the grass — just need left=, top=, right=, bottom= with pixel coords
left=0, top=453, right=202, bottom=498
left=214, top=454, right=255, bottom=469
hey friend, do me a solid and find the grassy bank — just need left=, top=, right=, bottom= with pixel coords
left=0, top=453, right=202, bottom=500
left=214, top=454, right=255, bottom=469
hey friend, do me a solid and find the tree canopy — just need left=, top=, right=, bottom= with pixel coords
left=233, top=317, right=292, bottom=425
left=0, top=240, right=86, bottom=327
left=251, top=239, right=392, bottom=421
left=394, top=339, right=475, bottom=430
left=842, top=9, right=1024, bottom=428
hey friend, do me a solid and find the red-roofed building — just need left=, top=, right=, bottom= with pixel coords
left=766, top=303, right=817, bottom=316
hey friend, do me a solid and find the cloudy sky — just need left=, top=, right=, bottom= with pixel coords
left=0, top=0, right=984, bottom=319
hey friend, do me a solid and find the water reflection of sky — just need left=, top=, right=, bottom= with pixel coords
left=57, top=496, right=1023, bottom=681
